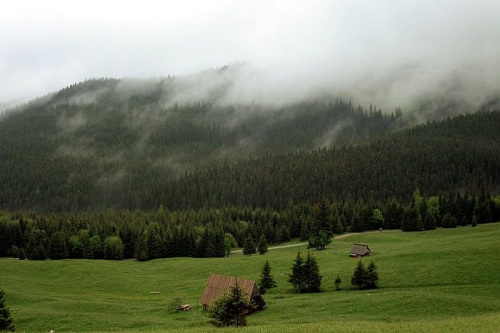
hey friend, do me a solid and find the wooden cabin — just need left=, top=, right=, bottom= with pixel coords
left=349, top=243, right=371, bottom=258
left=200, top=273, right=266, bottom=311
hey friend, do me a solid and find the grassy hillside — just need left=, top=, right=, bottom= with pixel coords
left=2, top=223, right=499, bottom=332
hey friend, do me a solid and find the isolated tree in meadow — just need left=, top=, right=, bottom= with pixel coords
left=208, top=280, right=254, bottom=327
left=351, top=260, right=379, bottom=290
left=242, top=235, right=256, bottom=256
left=259, top=259, right=277, bottom=294
left=257, top=234, right=268, bottom=255
left=334, top=275, right=342, bottom=291
left=366, top=261, right=379, bottom=289
left=104, top=236, right=124, bottom=260
left=351, top=261, right=367, bottom=289
left=0, top=289, right=15, bottom=332
left=288, top=250, right=306, bottom=292
left=304, top=251, right=322, bottom=292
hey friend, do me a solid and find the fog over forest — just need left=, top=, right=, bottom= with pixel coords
left=1, top=1, right=500, bottom=116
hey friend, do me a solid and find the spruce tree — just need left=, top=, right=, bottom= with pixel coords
left=334, top=275, right=342, bottom=291
left=257, top=234, right=268, bottom=255
left=242, top=235, right=256, bottom=256
left=304, top=251, right=322, bottom=292
left=288, top=250, right=305, bottom=292
left=351, top=261, right=367, bottom=289
left=0, top=289, right=15, bottom=332
left=259, top=259, right=277, bottom=294
left=366, top=261, right=379, bottom=289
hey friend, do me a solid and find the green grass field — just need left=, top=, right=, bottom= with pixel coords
left=2, top=223, right=499, bottom=332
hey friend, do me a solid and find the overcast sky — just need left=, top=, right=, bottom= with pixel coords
left=1, top=0, right=500, bottom=111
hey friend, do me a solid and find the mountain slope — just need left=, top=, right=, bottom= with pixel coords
left=156, top=111, right=500, bottom=210
left=0, top=76, right=403, bottom=212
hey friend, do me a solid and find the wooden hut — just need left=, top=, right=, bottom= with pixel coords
left=200, top=273, right=266, bottom=311
left=349, top=243, right=371, bottom=258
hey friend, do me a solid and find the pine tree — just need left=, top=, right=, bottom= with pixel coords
left=351, top=261, right=367, bottom=289
left=304, top=251, right=322, bottom=292
left=288, top=250, right=305, bottom=292
left=259, top=259, right=277, bottom=294
left=242, top=235, right=256, bottom=256
left=208, top=279, right=255, bottom=327
left=0, top=289, right=15, bottom=332
left=257, top=234, right=268, bottom=255
left=334, top=275, right=342, bottom=291
left=366, top=261, right=379, bottom=289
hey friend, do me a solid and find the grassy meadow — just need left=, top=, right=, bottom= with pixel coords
left=1, top=223, right=499, bottom=332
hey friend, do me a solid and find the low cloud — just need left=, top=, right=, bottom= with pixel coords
left=1, top=1, right=499, bottom=116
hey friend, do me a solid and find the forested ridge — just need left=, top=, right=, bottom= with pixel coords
left=0, top=77, right=404, bottom=212
left=157, top=111, right=500, bottom=210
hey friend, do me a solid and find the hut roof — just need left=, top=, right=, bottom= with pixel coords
left=200, top=273, right=265, bottom=308
left=350, top=243, right=371, bottom=255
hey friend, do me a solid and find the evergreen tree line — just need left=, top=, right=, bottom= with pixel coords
left=0, top=189, right=498, bottom=260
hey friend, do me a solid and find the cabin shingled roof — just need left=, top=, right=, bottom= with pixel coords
left=200, top=273, right=264, bottom=308
left=350, top=243, right=371, bottom=255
